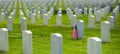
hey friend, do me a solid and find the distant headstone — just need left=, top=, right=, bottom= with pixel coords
left=0, top=28, right=8, bottom=52
left=51, top=33, right=62, bottom=54
left=87, top=37, right=102, bottom=54
left=84, top=7, right=87, bottom=14
left=43, top=14, right=48, bottom=26
left=56, top=14, right=62, bottom=26
left=21, top=17, right=27, bottom=32
left=77, top=20, right=84, bottom=38
left=22, top=30, right=32, bottom=54
left=71, top=15, right=77, bottom=27
left=37, top=11, right=41, bottom=20
left=108, top=16, right=114, bottom=29
left=88, top=15, right=95, bottom=28
left=31, top=13, right=36, bottom=25
left=112, top=11, right=117, bottom=21
left=101, top=21, right=110, bottom=42
left=96, top=10, right=101, bottom=22
left=7, top=17, right=13, bottom=31
left=89, top=8, right=92, bottom=15
left=0, top=13, right=5, bottom=22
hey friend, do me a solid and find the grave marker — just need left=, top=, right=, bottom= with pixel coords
left=56, top=14, right=62, bottom=26
left=22, top=30, right=32, bottom=54
left=101, top=21, right=110, bottom=42
left=77, top=20, right=84, bottom=38
left=88, top=37, right=102, bottom=54
left=7, top=17, right=13, bottom=31
left=0, top=28, right=8, bottom=52
left=51, top=33, right=62, bottom=54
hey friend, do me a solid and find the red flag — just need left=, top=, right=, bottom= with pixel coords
left=72, top=29, right=79, bottom=39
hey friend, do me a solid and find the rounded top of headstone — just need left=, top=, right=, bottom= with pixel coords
left=89, top=8, right=92, bottom=10
left=79, top=9, right=82, bottom=11
left=44, top=14, right=48, bottom=16
left=79, top=20, right=84, bottom=22
left=0, top=28, right=8, bottom=31
left=23, top=30, right=32, bottom=34
left=23, top=17, right=27, bottom=20
left=1, top=12, right=5, bottom=14
left=51, top=33, right=62, bottom=37
left=88, top=37, right=102, bottom=41
left=104, top=21, right=110, bottom=24
left=9, top=16, right=12, bottom=19
left=73, top=15, right=77, bottom=17
left=110, top=16, right=114, bottom=18
left=32, top=13, right=36, bottom=15
left=90, top=15, right=95, bottom=18
left=58, top=14, right=62, bottom=16
left=97, top=10, right=100, bottom=12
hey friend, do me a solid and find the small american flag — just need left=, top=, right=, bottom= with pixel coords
left=72, top=25, right=79, bottom=39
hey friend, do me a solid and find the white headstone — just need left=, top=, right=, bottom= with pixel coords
left=43, top=14, right=48, bottom=26
left=71, top=15, right=77, bottom=27
left=0, top=28, right=8, bottom=52
left=0, top=13, right=5, bottom=22
left=89, top=8, right=92, bottom=15
left=94, top=7, right=97, bottom=14
left=77, top=20, right=84, bottom=38
left=37, top=11, right=41, bottom=20
left=51, top=33, right=62, bottom=54
left=31, top=13, right=36, bottom=25
left=21, top=17, right=27, bottom=32
left=56, top=14, right=62, bottom=26
left=84, top=7, right=87, bottom=14
left=96, top=10, right=101, bottom=22
left=88, top=37, right=102, bottom=54
left=78, top=9, right=82, bottom=17
left=108, top=16, right=114, bottom=29
left=101, top=21, right=110, bottom=42
left=7, top=17, right=13, bottom=31
left=88, top=15, right=95, bottom=28
left=22, top=30, right=32, bottom=54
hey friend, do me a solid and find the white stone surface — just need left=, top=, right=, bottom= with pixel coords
left=108, top=16, right=114, bottom=29
left=22, top=30, right=32, bottom=54
left=0, top=13, right=5, bottom=22
left=96, top=10, right=101, bottom=22
left=101, top=21, right=110, bottom=42
left=21, top=17, right=27, bottom=32
left=77, top=20, right=84, bottom=38
left=7, top=17, right=13, bottom=31
left=88, top=37, right=102, bottom=54
left=43, top=14, right=48, bottom=26
left=88, top=15, right=95, bottom=28
left=37, top=11, right=41, bottom=20
left=0, top=28, right=8, bottom=52
left=56, top=14, right=62, bottom=26
left=89, top=8, right=92, bottom=15
left=84, top=7, right=87, bottom=14
left=51, top=33, right=62, bottom=54
left=71, top=15, right=77, bottom=27
left=31, top=13, right=36, bottom=25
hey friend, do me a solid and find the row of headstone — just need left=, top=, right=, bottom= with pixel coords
left=111, top=5, right=119, bottom=22
left=0, top=27, right=108, bottom=54
left=51, top=33, right=103, bottom=54
left=20, top=9, right=27, bottom=32
left=0, top=28, right=33, bottom=54
left=0, top=8, right=15, bottom=22
left=66, top=0, right=113, bottom=9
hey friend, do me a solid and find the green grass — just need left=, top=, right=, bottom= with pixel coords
left=0, top=1, right=120, bottom=54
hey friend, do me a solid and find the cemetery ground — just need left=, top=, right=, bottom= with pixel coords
left=0, top=9, right=120, bottom=54
left=0, top=1, right=120, bottom=54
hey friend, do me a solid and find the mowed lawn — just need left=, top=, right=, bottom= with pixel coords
left=0, top=1, right=120, bottom=54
